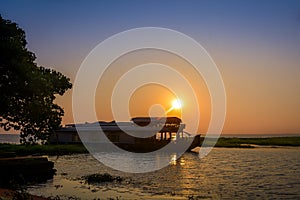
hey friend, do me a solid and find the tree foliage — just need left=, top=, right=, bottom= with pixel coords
left=0, top=15, right=72, bottom=144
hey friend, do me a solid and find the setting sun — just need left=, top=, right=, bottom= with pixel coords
left=172, top=99, right=182, bottom=109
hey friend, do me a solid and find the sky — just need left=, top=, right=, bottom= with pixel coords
left=0, top=0, right=300, bottom=134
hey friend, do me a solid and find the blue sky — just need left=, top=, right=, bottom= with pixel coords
left=1, top=1, right=299, bottom=73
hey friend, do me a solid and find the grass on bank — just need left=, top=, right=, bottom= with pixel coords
left=0, top=143, right=88, bottom=157
left=211, top=137, right=300, bottom=148
left=0, top=137, right=299, bottom=157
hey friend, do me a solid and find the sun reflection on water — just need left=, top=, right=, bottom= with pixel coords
left=170, top=154, right=185, bottom=166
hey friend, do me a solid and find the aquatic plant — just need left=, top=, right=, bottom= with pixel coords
left=83, top=173, right=123, bottom=184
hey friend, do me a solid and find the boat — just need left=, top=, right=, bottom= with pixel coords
left=51, top=117, right=201, bottom=153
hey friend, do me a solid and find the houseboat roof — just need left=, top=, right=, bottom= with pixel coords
left=65, top=117, right=182, bottom=128
left=131, top=117, right=182, bottom=124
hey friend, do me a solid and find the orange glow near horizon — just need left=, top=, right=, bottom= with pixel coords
left=51, top=48, right=300, bottom=135
left=92, top=49, right=211, bottom=134
left=52, top=49, right=212, bottom=134
left=128, top=84, right=182, bottom=119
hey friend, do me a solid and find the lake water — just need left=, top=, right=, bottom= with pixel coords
left=1, top=134, right=299, bottom=199
left=28, top=147, right=300, bottom=199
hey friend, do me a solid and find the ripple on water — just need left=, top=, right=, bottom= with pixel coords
left=28, top=147, right=300, bottom=199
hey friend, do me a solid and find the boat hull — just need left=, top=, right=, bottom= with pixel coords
left=51, top=119, right=201, bottom=153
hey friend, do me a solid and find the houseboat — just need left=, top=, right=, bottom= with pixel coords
left=51, top=117, right=201, bottom=152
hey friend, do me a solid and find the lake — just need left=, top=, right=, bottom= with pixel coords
left=28, top=147, right=300, bottom=199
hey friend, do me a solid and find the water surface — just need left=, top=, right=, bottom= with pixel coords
left=29, top=147, right=300, bottom=199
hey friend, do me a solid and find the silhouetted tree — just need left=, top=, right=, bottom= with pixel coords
left=0, top=15, right=72, bottom=144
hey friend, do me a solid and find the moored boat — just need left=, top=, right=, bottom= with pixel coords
left=51, top=117, right=201, bottom=153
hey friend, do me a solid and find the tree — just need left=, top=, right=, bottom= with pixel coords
left=0, top=15, right=72, bottom=144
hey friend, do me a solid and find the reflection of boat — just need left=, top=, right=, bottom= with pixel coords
left=51, top=117, right=201, bottom=153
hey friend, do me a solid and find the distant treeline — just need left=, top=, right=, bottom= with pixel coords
left=201, top=137, right=300, bottom=148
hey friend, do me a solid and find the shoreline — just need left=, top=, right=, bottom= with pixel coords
left=0, top=137, right=299, bottom=157
left=0, top=143, right=299, bottom=200
left=213, top=137, right=300, bottom=148
left=0, top=188, right=50, bottom=200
